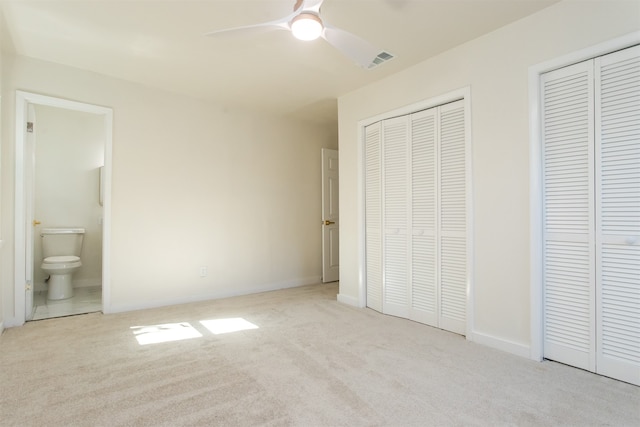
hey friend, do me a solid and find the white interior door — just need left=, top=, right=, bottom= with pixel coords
left=542, top=59, right=596, bottom=371
left=382, top=116, right=410, bottom=318
left=25, top=103, right=37, bottom=320
left=365, top=124, right=383, bottom=312
left=322, top=148, right=339, bottom=283
left=541, top=45, right=639, bottom=386
left=409, top=108, right=438, bottom=326
left=364, top=99, right=469, bottom=336
left=437, top=100, right=468, bottom=336
left=594, top=45, right=640, bottom=386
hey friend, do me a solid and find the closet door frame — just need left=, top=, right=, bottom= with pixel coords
left=357, top=86, right=474, bottom=337
left=528, top=32, right=640, bottom=362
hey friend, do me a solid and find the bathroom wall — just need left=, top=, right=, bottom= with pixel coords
left=33, top=105, right=104, bottom=290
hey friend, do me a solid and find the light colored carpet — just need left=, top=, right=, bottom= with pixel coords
left=0, top=283, right=638, bottom=426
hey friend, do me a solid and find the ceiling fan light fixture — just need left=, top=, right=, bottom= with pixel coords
left=291, top=13, right=323, bottom=41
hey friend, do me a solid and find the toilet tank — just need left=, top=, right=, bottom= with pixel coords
left=41, top=228, right=85, bottom=258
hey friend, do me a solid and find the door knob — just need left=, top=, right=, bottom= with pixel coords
left=324, top=220, right=335, bottom=225
left=33, top=220, right=41, bottom=227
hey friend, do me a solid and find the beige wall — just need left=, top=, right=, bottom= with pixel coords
left=0, top=7, right=4, bottom=330
left=337, top=1, right=640, bottom=352
left=33, top=105, right=104, bottom=290
left=1, top=55, right=337, bottom=323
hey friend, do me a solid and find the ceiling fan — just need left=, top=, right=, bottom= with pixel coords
left=205, top=0, right=394, bottom=70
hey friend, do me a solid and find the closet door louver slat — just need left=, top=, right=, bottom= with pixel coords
left=410, top=109, right=438, bottom=326
left=595, top=45, right=640, bottom=386
left=439, top=100, right=467, bottom=335
left=365, top=123, right=383, bottom=313
left=542, top=60, right=596, bottom=371
left=383, top=117, right=410, bottom=317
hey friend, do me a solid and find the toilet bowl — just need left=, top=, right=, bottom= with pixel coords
left=41, top=256, right=83, bottom=300
left=40, top=228, right=85, bottom=300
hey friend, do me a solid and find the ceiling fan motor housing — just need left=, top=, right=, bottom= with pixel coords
left=291, top=13, right=324, bottom=41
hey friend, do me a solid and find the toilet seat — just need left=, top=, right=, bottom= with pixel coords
left=43, top=255, right=80, bottom=264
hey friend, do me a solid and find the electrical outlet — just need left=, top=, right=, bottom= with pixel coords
left=199, top=266, right=207, bottom=277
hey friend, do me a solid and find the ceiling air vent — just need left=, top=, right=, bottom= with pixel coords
left=368, top=51, right=395, bottom=69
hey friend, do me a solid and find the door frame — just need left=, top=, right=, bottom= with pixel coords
left=14, top=91, right=113, bottom=324
left=527, top=32, right=640, bottom=362
left=355, top=86, right=474, bottom=336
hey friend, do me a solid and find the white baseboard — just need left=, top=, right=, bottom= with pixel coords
left=337, top=293, right=361, bottom=307
left=470, top=330, right=531, bottom=359
left=0, top=321, right=4, bottom=336
left=106, top=275, right=322, bottom=314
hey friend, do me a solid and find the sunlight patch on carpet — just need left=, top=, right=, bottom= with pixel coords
left=200, top=318, right=259, bottom=335
left=131, top=322, right=202, bottom=345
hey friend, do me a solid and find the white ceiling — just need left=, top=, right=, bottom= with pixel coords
left=1, top=0, right=557, bottom=125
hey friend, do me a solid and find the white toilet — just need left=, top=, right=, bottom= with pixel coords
left=40, top=228, right=85, bottom=300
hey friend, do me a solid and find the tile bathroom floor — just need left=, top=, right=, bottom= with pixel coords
left=32, top=286, right=102, bottom=320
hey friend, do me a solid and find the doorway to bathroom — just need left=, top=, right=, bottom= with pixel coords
left=14, top=91, right=113, bottom=323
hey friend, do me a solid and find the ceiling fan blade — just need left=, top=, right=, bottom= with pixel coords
left=321, top=25, right=394, bottom=69
left=301, top=0, right=325, bottom=13
left=204, top=16, right=291, bottom=38
left=205, top=0, right=325, bottom=39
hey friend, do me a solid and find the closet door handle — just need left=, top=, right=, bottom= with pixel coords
left=33, top=220, right=41, bottom=227
left=324, top=220, right=335, bottom=225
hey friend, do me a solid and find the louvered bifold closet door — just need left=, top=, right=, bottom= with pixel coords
left=542, top=60, right=596, bottom=371
left=410, top=108, right=439, bottom=326
left=365, top=122, right=383, bottom=313
left=595, top=45, right=640, bottom=386
left=438, top=100, right=467, bottom=335
left=382, top=117, right=410, bottom=318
